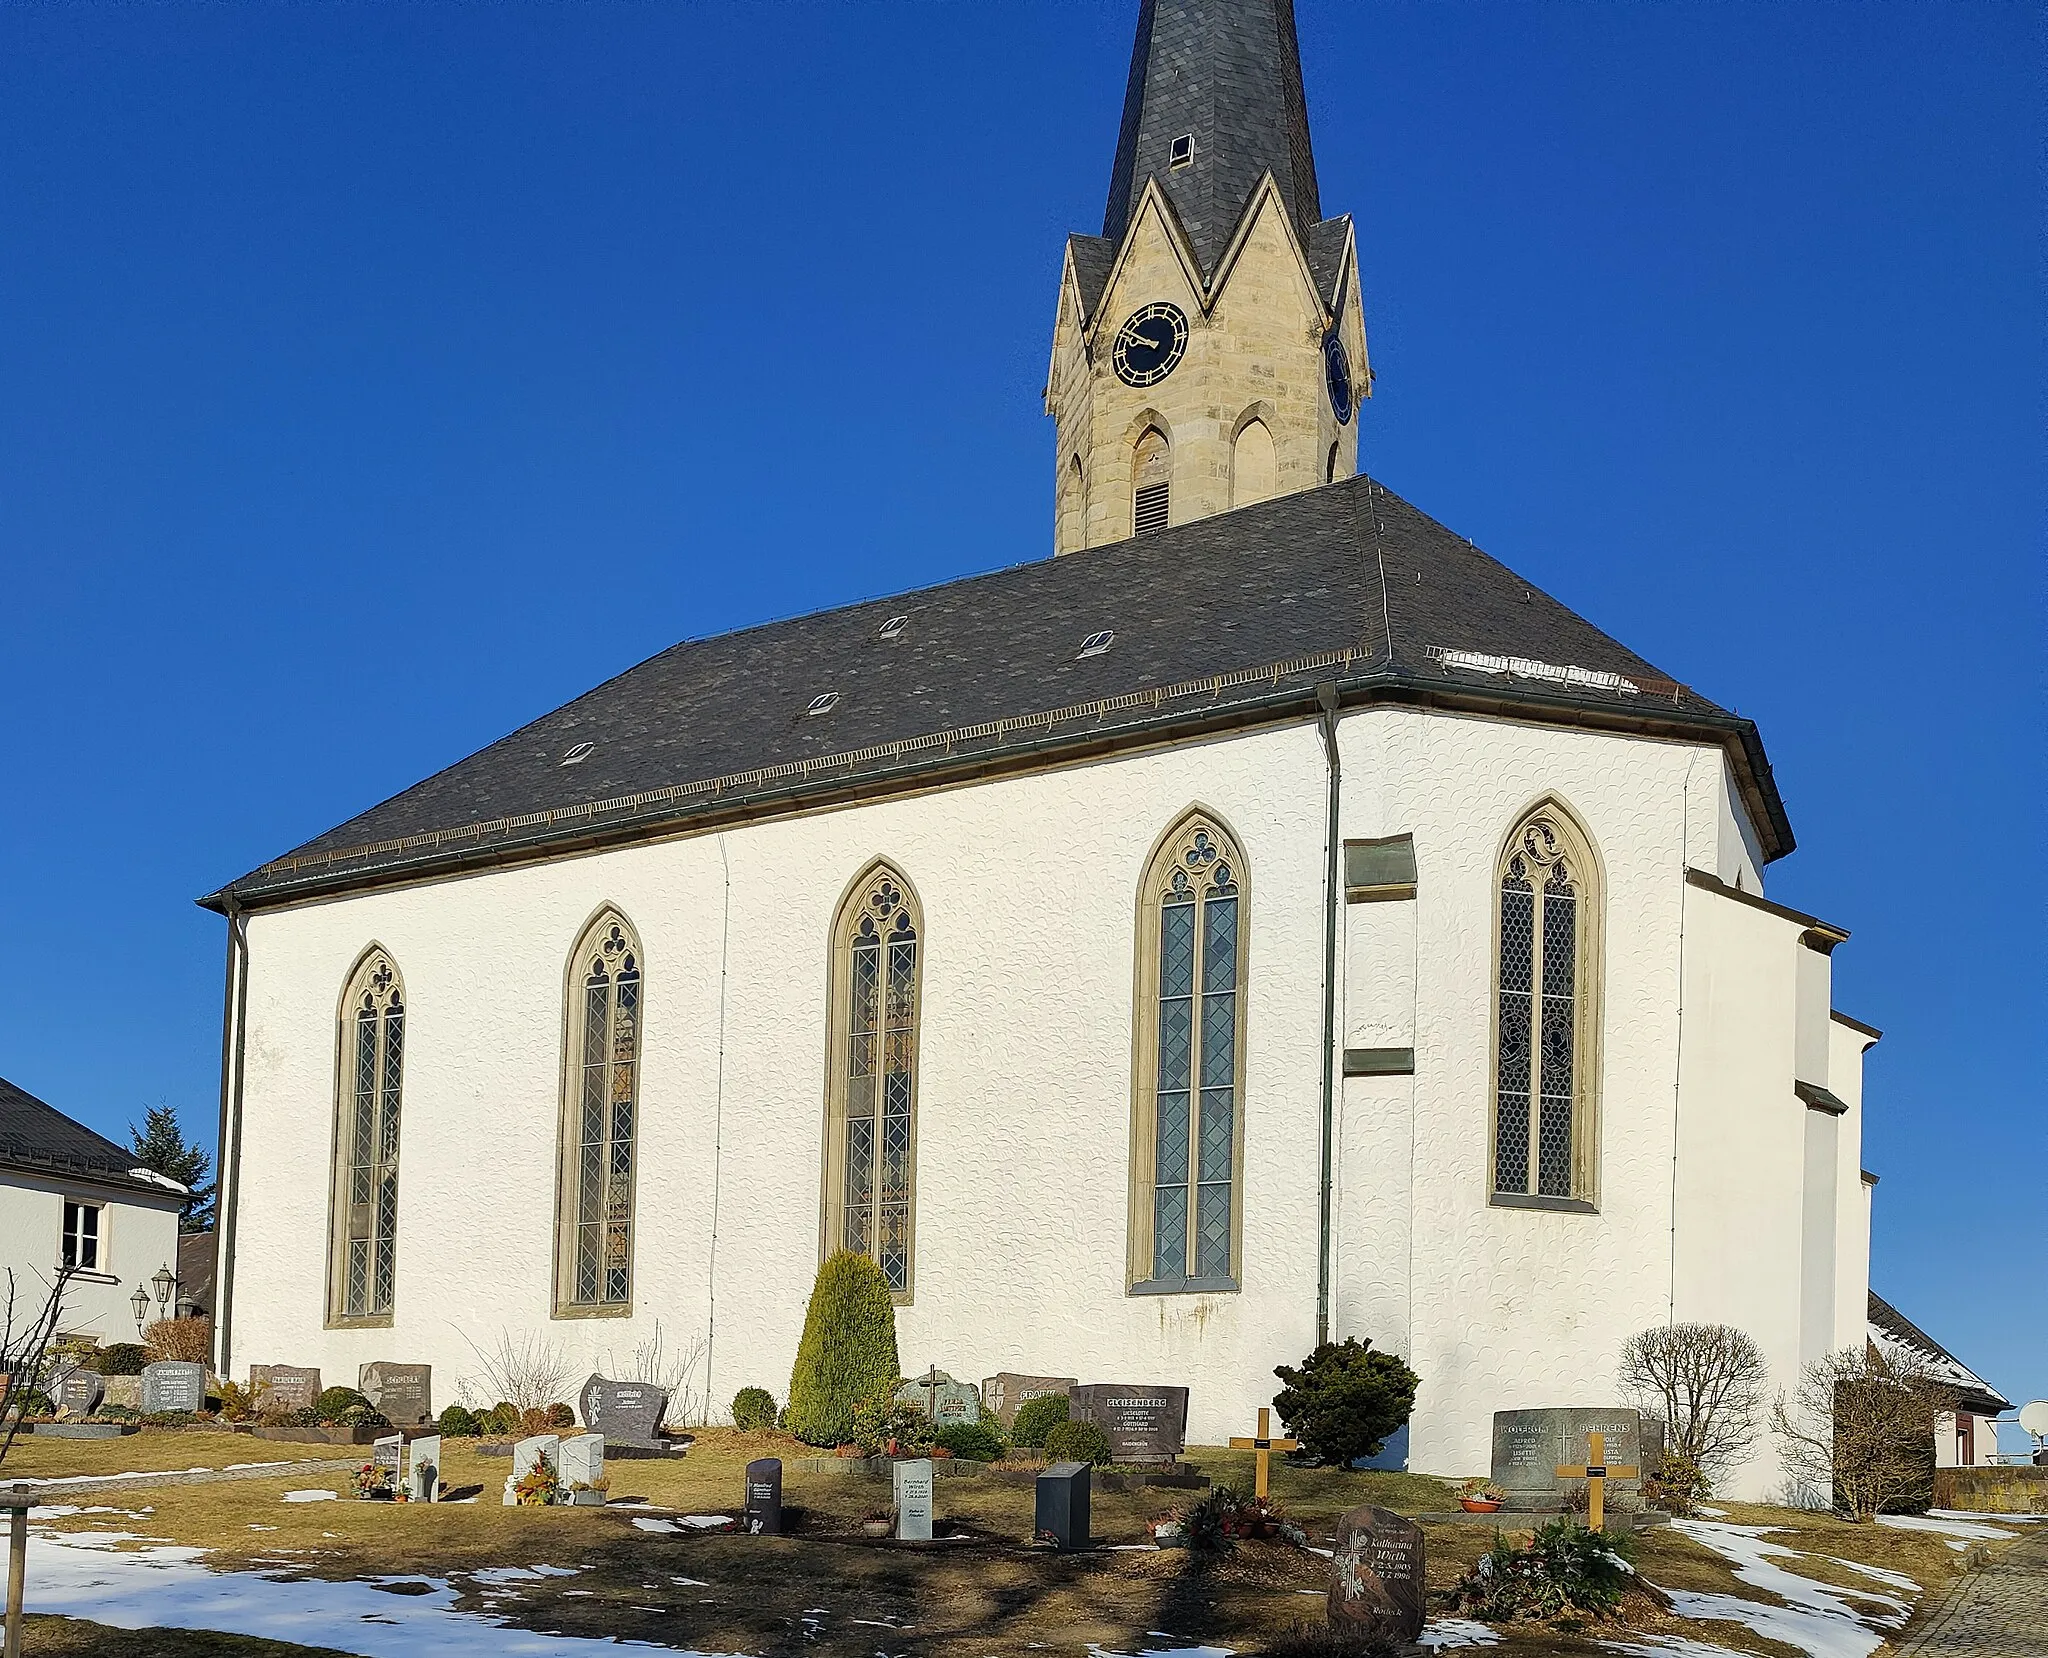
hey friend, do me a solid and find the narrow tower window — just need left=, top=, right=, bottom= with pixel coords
left=329, top=948, right=405, bottom=1324
left=1133, top=427, right=1171, bottom=536
left=556, top=909, right=644, bottom=1311
left=1231, top=418, right=1278, bottom=508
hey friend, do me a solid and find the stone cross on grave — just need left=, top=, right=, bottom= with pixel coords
left=920, top=1365, right=942, bottom=1419
left=1228, top=1407, right=1299, bottom=1500
left=1556, top=1429, right=1638, bottom=1533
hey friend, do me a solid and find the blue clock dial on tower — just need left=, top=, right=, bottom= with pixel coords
left=1112, top=302, right=1190, bottom=388
left=1324, top=330, right=1353, bottom=426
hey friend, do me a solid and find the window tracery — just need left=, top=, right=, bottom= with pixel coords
left=331, top=949, right=404, bottom=1323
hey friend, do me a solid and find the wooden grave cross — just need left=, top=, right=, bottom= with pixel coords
left=1556, top=1429, right=1637, bottom=1532
left=1228, top=1407, right=1299, bottom=1500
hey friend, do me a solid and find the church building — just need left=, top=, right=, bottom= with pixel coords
left=203, top=1, right=1877, bottom=1498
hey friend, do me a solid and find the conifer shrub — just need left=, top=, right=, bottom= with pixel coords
left=1011, top=1392, right=1070, bottom=1448
left=934, top=1419, right=1007, bottom=1463
left=731, top=1387, right=779, bottom=1432
left=1271, top=1337, right=1419, bottom=1467
left=1041, top=1418, right=1111, bottom=1467
left=438, top=1404, right=481, bottom=1438
left=94, top=1343, right=147, bottom=1376
left=485, top=1401, right=521, bottom=1437
left=314, top=1386, right=371, bottom=1424
left=784, top=1250, right=902, bottom=1446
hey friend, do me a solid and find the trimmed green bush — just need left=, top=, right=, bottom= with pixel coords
left=1042, top=1418, right=1111, bottom=1467
left=314, top=1386, right=370, bottom=1425
left=935, top=1419, right=1006, bottom=1463
left=850, top=1388, right=934, bottom=1456
left=1271, top=1337, right=1419, bottom=1467
left=1011, top=1392, right=1070, bottom=1448
left=337, top=1403, right=391, bottom=1429
left=94, top=1343, right=147, bottom=1377
left=485, top=1402, right=520, bottom=1437
left=784, top=1250, right=901, bottom=1447
left=731, top=1387, right=778, bottom=1432
left=438, top=1404, right=481, bottom=1438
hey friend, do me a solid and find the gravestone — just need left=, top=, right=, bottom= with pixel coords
left=558, top=1433, right=606, bottom=1505
left=371, top=1433, right=404, bottom=1492
left=744, top=1457, right=783, bottom=1535
left=504, top=1432, right=560, bottom=1505
left=140, top=1361, right=206, bottom=1414
left=407, top=1433, right=442, bottom=1503
left=251, top=1364, right=321, bottom=1414
left=1067, top=1384, right=1190, bottom=1463
left=896, top=1369, right=982, bottom=1427
left=893, top=1457, right=935, bottom=1542
left=577, top=1374, right=668, bottom=1453
left=1327, top=1504, right=1425, bottom=1642
left=58, top=1370, right=104, bottom=1418
left=359, top=1362, right=431, bottom=1425
left=1490, top=1408, right=1656, bottom=1511
left=981, top=1373, right=1078, bottom=1430
left=1034, top=1460, right=1091, bottom=1551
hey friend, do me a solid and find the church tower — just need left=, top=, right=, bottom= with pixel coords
left=1047, top=0, right=1369, bottom=553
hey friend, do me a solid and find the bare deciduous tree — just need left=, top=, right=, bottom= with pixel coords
left=1618, top=1322, right=1769, bottom=1481
left=596, top=1320, right=709, bottom=1427
left=1771, top=1344, right=1955, bottom=1521
left=455, top=1328, right=576, bottom=1413
left=0, top=1267, right=80, bottom=1467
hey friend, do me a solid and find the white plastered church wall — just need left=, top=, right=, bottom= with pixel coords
left=0, top=1173, right=181, bottom=1344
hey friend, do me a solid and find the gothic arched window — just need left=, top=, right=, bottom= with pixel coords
left=1231, top=417, right=1278, bottom=507
left=821, top=863, right=922, bottom=1298
left=329, top=948, right=404, bottom=1325
left=1491, top=804, right=1604, bottom=1206
left=1132, top=426, right=1171, bottom=535
left=1060, top=453, right=1086, bottom=551
left=1129, top=811, right=1248, bottom=1291
left=554, top=908, right=643, bottom=1313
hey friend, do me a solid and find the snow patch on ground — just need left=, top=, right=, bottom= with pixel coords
left=1418, top=1621, right=1503, bottom=1650
left=1086, top=1646, right=1232, bottom=1658
left=469, top=1566, right=580, bottom=1585
left=281, top=1490, right=338, bottom=1503
left=1599, top=1639, right=1752, bottom=1657
left=1930, top=1507, right=2045, bottom=1523
left=1659, top=1520, right=1912, bottom=1658
left=1877, top=1513, right=2018, bottom=1541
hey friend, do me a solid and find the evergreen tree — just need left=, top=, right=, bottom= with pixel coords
left=784, top=1250, right=901, bottom=1446
left=128, top=1105, right=216, bottom=1234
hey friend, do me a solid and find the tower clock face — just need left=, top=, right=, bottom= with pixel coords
left=1324, top=330, right=1354, bottom=426
left=1112, top=302, right=1190, bottom=388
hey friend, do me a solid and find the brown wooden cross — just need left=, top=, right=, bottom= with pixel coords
left=1556, top=1430, right=1637, bottom=1532
left=1228, top=1407, right=1299, bottom=1499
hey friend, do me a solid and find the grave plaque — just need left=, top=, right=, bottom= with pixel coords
left=578, top=1374, right=668, bottom=1452
left=980, top=1373, right=1077, bottom=1430
left=1067, top=1384, right=1190, bottom=1463
left=371, top=1433, right=404, bottom=1491
left=1034, top=1460, right=1091, bottom=1552
left=407, top=1434, right=442, bottom=1503
left=504, top=1433, right=560, bottom=1505
left=1328, top=1504, right=1425, bottom=1642
left=140, top=1360, right=206, bottom=1415
left=558, top=1432, right=606, bottom=1505
left=359, top=1362, right=431, bottom=1425
left=896, top=1369, right=982, bottom=1426
left=251, top=1365, right=321, bottom=1414
left=1490, top=1408, right=1653, bottom=1511
left=58, top=1370, right=105, bottom=1417
left=744, top=1457, right=784, bottom=1535
left=893, top=1457, right=935, bottom=1542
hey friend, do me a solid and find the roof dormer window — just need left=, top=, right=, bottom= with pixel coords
left=1169, top=133, right=1195, bottom=170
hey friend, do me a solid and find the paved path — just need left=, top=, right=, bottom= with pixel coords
left=1893, top=1525, right=2048, bottom=1656
left=0, top=1456, right=356, bottom=1506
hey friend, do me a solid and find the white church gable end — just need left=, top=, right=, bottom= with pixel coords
left=207, top=0, right=1867, bottom=1500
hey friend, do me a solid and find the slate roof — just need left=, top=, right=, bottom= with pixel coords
left=1869, top=1291, right=2011, bottom=1417
left=0, top=1074, right=184, bottom=1200
left=206, top=474, right=1792, bottom=910
left=1103, top=0, right=1326, bottom=281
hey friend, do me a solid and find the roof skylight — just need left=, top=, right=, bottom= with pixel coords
left=806, top=692, right=841, bottom=716
left=560, top=742, right=595, bottom=766
left=879, top=615, right=908, bottom=640
left=1077, top=630, right=1115, bottom=659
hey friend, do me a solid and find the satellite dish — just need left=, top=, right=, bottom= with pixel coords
left=2018, top=1401, right=2048, bottom=1438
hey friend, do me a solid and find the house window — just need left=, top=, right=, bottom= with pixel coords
left=1130, top=811, right=1248, bottom=1291
left=1491, top=804, right=1603, bottom=1206
left=330, top=948, right=405, bottom=1322
left=821, top=862, right=922, bottom=1298
left=61, top=1201, right=100, bottom=1272
left=557, top=909, right=643, bottom=1312
left=1133, top=427, right=1170, bottom=535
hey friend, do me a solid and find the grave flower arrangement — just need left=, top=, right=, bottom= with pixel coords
left=352, top=1463, right=391, bottom=1500
left=1458, top=1479, right=1507, bottom=1512
left=513, top=1459, right=562, bottom=1506
left=1441, top=1517, right=1636, bottom=1624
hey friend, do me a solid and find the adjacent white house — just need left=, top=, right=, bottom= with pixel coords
left=1868, top=1291, right=2012, bottom=1469
left=200, top=0, right=1879, bottom=1499
left=0, top=1076, right=186, bottom=1346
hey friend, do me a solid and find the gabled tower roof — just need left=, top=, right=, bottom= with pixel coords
left=1103, top=0, right=1324, bottom=278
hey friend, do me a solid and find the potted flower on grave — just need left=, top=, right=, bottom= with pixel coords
left=352, top=1463, right=390, bottom=1500
left=1457, top=1478, right=1506, bottom=1513
left=860, top=1510, right=894, bottom=1538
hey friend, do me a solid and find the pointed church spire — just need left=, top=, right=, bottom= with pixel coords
left=1102, top=0, right=1324, bottom=277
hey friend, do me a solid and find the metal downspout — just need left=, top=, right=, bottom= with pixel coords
left=1314, top=682, right=1342, bottom=1347
left=213, top=901, right=250, bottom=1376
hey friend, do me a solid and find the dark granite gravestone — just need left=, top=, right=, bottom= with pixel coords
left=140, top=1361, right=206, bottom=1414
left=251, top=1365, right=321, bottom=1414
left=1490, top=1408, right=1657, bottom=1511
left=1034, top=1460, right=1091, bottom=1551
left=1327, top=1504, right=1425, bottom=1643
left=58, top=1370, right=104, bottom=1417
left=358, top=1363, right=431, bottom=1425
left=577, top=1374, right=668, bottom=1452
left=1067, top=1384, right=1190, bottom=1462
left=981, top=1373, right=1078, bottom=1430
left=744, top=1457, right=783, bottom=1535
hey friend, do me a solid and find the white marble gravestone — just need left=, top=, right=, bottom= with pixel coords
left=558, top=1433, right=605, bottom=1506
left=504, top=1433, right=560, bottom=1505
left=893, top=1457, right=935, bottom=1542
left=370, top=1432, right=403, bottom=1494
left=407, top=1433, right=442, bottom=1503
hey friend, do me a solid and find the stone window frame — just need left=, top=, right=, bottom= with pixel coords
left=1229, top=401, right=1280, bottom=510
left=818, top=859, right=925, bottom=1306
left=1126, top=807, right=1251, bottom=1295
left=552, top=905, right=645, bottom=1320
left=325, top=944, right=406, bottom=1329
left=1486, top=797, right=1606, bottom=1214
left=1131, top=419, right=1172, bottom=537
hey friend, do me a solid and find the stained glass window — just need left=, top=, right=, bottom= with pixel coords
left=1493, top=810, right=1597, bottom=1201
left=333, top=950, right=404, bottom=1320
left=833, top=866, right=920, bottom=1296
left=1138, top=815, right=1246, bottom=1287
left=563, top=912, right=642, bottom=1308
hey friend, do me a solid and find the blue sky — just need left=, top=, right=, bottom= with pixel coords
left=1, top=4, right=2038, bottom=1419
